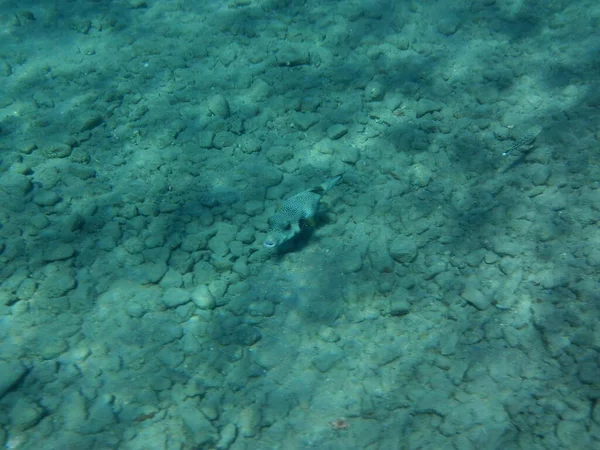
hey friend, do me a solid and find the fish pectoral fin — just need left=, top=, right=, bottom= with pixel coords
left=300, top=217, right=317, bottom=228
left=308, top=186, right=326, bottom=195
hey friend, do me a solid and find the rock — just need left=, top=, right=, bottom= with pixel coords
left=556, top=420, right=589, bottom=447
left=10, top=397, right=43, bottom=431
left=163, top=287, right=191, bottom=308
left=389, top=287, right=410, bottom=316
left=216, top=423, right=237, bottom=449
left=191, top=285, right=215, bottom=310
left=239, top=405, right=261, bottom=438
left=276, top=46, right=310, bottom=66
left=179, top=398, right=217, bottom=445
left=82, top=397, right=116, bottom=433
left=340, top=146, right=359, bottom=164
left=234, top=325, right=261, bottom=346
left=130, top=262, right=168, bottom=284
left=38, top=271, right=76, bottom=298
left=198, top=130, right=214, bottom=148
left=389, top=237, right=418, bottom=263
left=212, top=131, right=236, bottom=149
left=327, top=124, right=348, bottom=140
left=43, top=143, right=72, bottom=159
left=312, top=349, right=343, bottom=372
left=0, top=360, right=28, bottom=398
left=208, top=236, right=229, bottom=257
left=341, top=248, right=363, bottom=273
left=416, top=99, right=443, bottom=118
left=437, top=18, right=460, bottom=36
left=77, top=112, right=103, bottom=132
left=42, top=243, right=75, bottom=261
left=33, top=190, right=61, bottom=207
left=3, top=172, right=32, bottom=196
left=265, top=145, right=294, bottom=165
left=461, top=285, right=490, bottom=310
left=365, top=81, right=385, bottom=101
left=292, top=112, right=319, bottom=131
left=207, top=94, right=230, bottom=118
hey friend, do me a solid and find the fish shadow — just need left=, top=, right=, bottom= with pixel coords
left=273, top=210, right=335, bottom=255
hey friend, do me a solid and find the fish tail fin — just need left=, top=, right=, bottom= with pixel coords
left=309, top=174, right=343, bottom=195
left=321, top=174, right=343, bottom=192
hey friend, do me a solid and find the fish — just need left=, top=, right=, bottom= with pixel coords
left=502, top=125, right=542, bottom=157
left=263, top=174, right=343, bottom=248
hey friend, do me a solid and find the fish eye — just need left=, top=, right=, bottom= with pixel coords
left=283, top=223, right=291, bottom=231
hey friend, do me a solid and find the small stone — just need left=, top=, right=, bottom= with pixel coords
left=239, top=405, right=261, bottom=438
left=293, top=112, right=319, bottom=131
left=43, top=143, right=72, bottom=159
left=208, top=236, right=229, bottom=257
left=10, top=397, right=43, bottom=431
left=191, top=285, right=215, bottom=310
left=313, top=349, right=343, bottom=372
left=33, top=190, right=61, bottom=207
left=389, top=237, right=418, bottom=263
left=276, top=46, right=310, bottom=66
left=0, top=59, right=12, bottom=76
left=265, top=145, right=294, bottom=165
left=327, top=124, right=348, bottom=140
left=42, top=243, right=75, bottom=261
left=340, top=146, right=359, bottom=164
left=365, top=81, right=385, bottom=101
left=341, top=248, right=363, bottom=273
left=216, top=423, right=237, bottom=449
left=437, top=18, right=460, bottom=36
left=389, top=287, right=410, bottom=316
left=197, top=130, right=214, bottom=148
left=207, top=94, right=230, bottom=118
left=416, top=99, right=443, bottom=118
left=163, top=287, right=191, bottom=308
left=178, top=398, right=218, bottom=445
left=212, top=131, right=235, bottom=149
left=3, top=172, right=32, bottom=196
left=39, top=271, right=76, bottom=298
left=235, top=325, right=261, bottom=346
left=0, top=360, right=27, bottom=398
left=461, top=285, right=490, bottom=310
left=78, top=112, right=103, bottom=132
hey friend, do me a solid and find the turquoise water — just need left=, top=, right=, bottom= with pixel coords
left=1, top=0, right=599, bottom=448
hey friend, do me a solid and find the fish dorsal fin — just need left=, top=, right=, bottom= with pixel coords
left=309, top=185, right=325, bottom=195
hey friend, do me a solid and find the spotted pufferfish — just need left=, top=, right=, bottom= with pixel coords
left=264, top=174, right=343, bottom=248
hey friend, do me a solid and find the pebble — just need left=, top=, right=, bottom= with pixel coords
left=43, top=143, right=72, bottom=159
left=207, top=94, right=230, bottom=118
left=275, top=45, right=310, bottom=66
left=327, top=124, right=348, bottom=140
left=416, top=99, right=443, bottom=118
left=216, top=423, right=237, bottom=449
left=389, top=237, right=418, bottom=263
left=42, top=243, right=75, bottom=261
left=437, top=18, right=460, bottom=36
left=0, top=360, right=27, bottom=398
left=77, top=112, right=103, bottom=132
left=340, top=248, right=363, bottom=273
left=10, top=397, right=43, bottom=431
left=340, top=146, right=359, bottom=164
left=191, top=285, right=215, bottom=310
left=461, top=285, right=490, bottom=310
left=293, top=112, right=319, bottom=131
left=163, top=288, right=191, bottom=308
left=365, top=81, right=385, bottom=101
left=38, top=271, right=76, bottom=298
left=178, top=398, right=217, bottom=445
left=33, top=190, right=61, bottom=207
